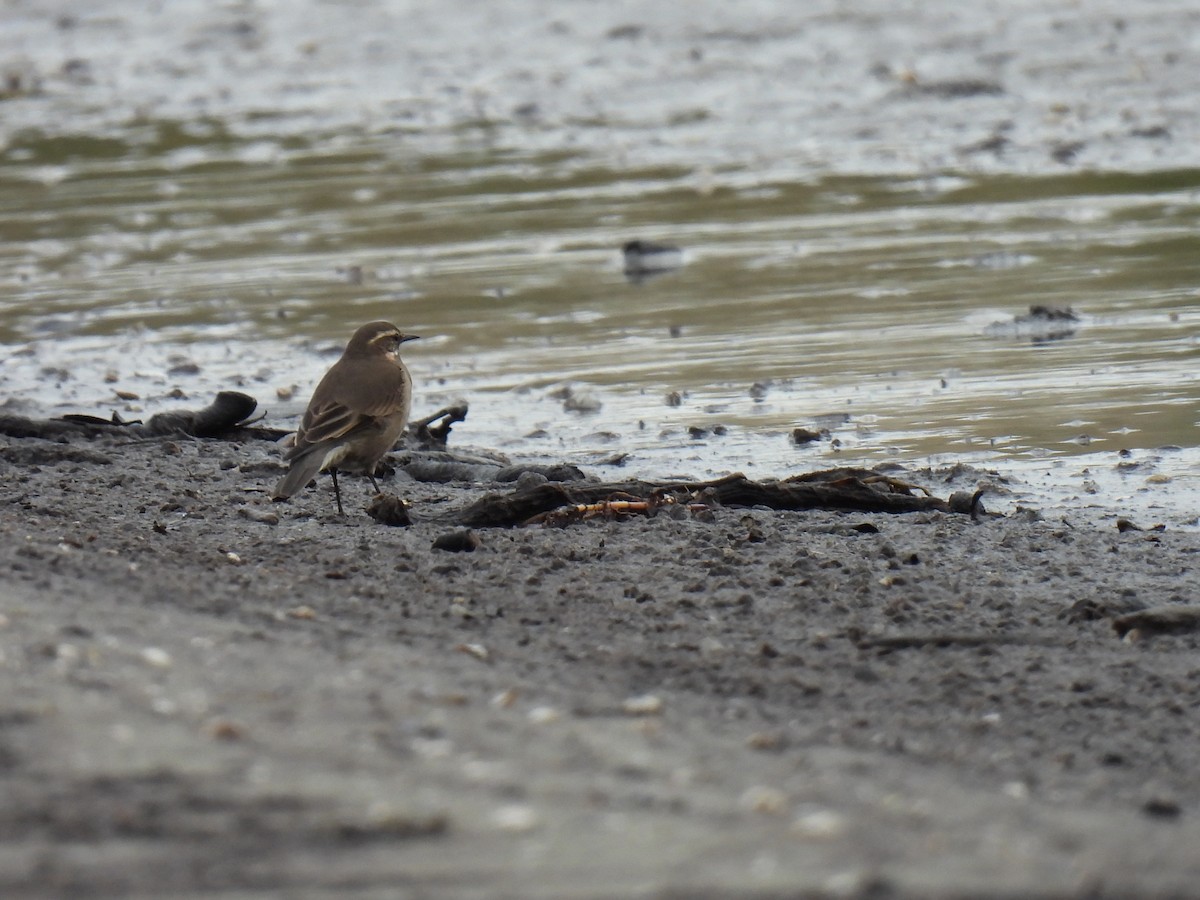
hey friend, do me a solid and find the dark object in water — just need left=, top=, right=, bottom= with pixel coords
left=622, top=240, right=683, bottom=279
left=792, top=428, right=824, bottom=445
left=982, top=305, right=1080, bottom=343
left=1025, top=305, right=1079, bottom=323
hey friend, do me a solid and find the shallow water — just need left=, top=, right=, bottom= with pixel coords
left=3, top=142, right=1197, bottom=458
left=1, top=1, right=1197, bottom=520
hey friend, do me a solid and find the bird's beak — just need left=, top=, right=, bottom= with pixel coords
left=400, top=334, right=421, bottom=343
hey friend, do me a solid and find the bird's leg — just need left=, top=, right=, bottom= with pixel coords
left=368, top=473, right=381, bottom=494
left=330, top=469, right=345, bottom=516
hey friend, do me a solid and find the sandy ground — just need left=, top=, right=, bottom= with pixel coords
left=2, top=428, right=1200, bottom=899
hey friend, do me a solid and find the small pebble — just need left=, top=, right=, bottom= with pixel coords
left=740, top=786, right=788, bottom=815
left=238, top=506, right=279, bottom=526
left=563, top=393, right=602, bottom=413
left=792, top=809, right=848, bottom=839
left=150, top=697, right=177, bottom=716
left=1002, top=780, right=1029, bottom=800
left=793, top=428, right=822, bottom=445
left=490, top=688, right=519, bottom=709
left=207, top=719, right=244, bottom=741
left=527, top=706, right=560, bottom=724
left=746, top=731, right=786, bottom=752
left=492, top=804, right=540, bottom=833
left=432, top=529, right=480, bottom=552
left=140, top=647, right=172, bottom=668
left=368, top=494, right=412, bottom=527
left=621, top=694, right=663, bottom=716
left=1142, top=797, right=1182, bottom=819
left=515, top=471, right=548, bottom=490
left=455, top=642, right=490, bottom=662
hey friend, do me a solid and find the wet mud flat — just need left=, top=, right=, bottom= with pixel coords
left=2, top=429, right=1200, bottom=898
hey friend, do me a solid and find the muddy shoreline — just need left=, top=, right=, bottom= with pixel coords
left=2, top=426, right=1200, bottom=898
left=4, top=1, right=1200, bottom=896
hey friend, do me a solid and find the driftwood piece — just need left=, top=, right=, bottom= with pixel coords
left=0, top=397, right=471, bottom=452
left=1, top=392, right=287, bottom=442
left=447, top=471, right=955, bottom=529
left=0, top=414, right=110, bottom=442
left=408, top=405, right=469, bottom=451
left=1112, top=605, right=1200, bottom=639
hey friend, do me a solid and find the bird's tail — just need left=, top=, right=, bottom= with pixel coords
left=271, top=447, right=327, bottom=501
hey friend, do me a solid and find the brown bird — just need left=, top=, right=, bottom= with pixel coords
left=272, top=321, right=418, bottom=514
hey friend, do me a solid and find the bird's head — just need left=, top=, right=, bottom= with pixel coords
left=348, top=321, right=420, bottom=360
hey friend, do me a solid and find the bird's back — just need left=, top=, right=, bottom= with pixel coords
left=290, top=354, right=411, bottom=458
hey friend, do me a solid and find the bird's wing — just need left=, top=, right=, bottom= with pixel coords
left=288, top=362, right=409, bottom=456
left=294, top=398, right=370, bottom=448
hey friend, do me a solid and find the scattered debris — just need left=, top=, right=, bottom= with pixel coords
left=792, top=809, right=849, bottom=839
left=983, top=305, right=1080, bottom=343
left=206, top=719, right=245, bottom=741
left=367, top=494, right=412, bottom=527
left=792, top=428, right=824, bottom=445
left=238, top=506, right=280, bottom=526
left=491, top=804, right=540, bottom=833
left=622, top=239, right=683, bottom=280
left=454, top=470, right=959, bottom=529
left=432, top=529, right=481, bottom=552
left=1061, top=594, right=1144, bottom=624
left=490, top=688, right=519, bottom=709
left=408, top=404, right=469, bottom=450
left=621, top=694, right=663, bottom=716
left=1142, top=797, right=1182, bottom=820
left=739, top=786, right=788, bottom=815
left=527, top=706, right=560, bottom=725
left=140, top=647, right=172, bottom=668
left=455, top=642, right=490, bottom=662
left=897, top=77, right=1004, bottom=99
left=1113, top=605, right=1200, bottom=639
left=1117, top=518, right=1165, bottom=533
